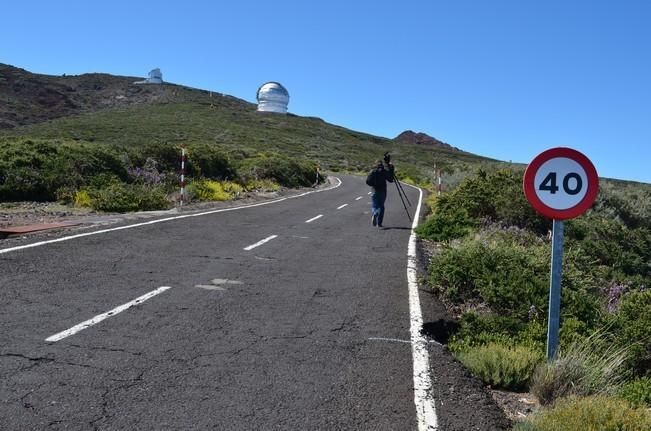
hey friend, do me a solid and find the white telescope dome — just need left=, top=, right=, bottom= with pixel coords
left=256, top=82, right=289, bottom=114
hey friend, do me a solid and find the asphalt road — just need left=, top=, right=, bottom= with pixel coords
left=0, top=174, right=425, bottom=430
left=0, top=174, right=509, bottom=431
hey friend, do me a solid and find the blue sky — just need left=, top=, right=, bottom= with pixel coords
left=2, top=1, right=650, bottom=183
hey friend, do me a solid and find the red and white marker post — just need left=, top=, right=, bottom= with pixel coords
left=180, top=144, right=187, bottom=209
left=523, top=147, right=598, bottom=359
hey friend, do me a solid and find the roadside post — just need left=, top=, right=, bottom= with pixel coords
left=523, top=147, right=598, bottom=360
left=180, top=144, right=187, bottom=209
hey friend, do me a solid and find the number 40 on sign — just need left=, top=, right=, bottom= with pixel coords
left=523, top=147, right=599, bottom=360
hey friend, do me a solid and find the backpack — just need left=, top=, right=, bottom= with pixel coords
left=366, top=168, right=383, bottom=188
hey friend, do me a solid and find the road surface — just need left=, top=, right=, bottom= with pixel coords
left=0, top=174, right=508, bottom=430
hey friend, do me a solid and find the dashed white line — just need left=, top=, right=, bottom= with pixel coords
left=337, top=204, right=348, bottom=210
left=305, top=215, right=323, bottom=223
left=45, top=286, right=172, bottom=342
left=243, top=235, right=278, bottom=251
left=355, top=196, right=363, bottom=200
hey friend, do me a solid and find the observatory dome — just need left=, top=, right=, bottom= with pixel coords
left=256, top=82, right=289, bottom=114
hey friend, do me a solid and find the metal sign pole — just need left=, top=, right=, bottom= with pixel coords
left=546, top=219, right=565, bottom=360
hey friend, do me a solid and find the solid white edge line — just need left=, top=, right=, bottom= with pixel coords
left=404, top=183, right=438, bottom=430
left=305, top=214, right=323, bottom=223
left=336, top=204, right=348, bottom=210
left=243, top=235, right=278, bottom=251
left=45, top=286, right=172, bottom=342
left=0, top=177, right=343, bottom=256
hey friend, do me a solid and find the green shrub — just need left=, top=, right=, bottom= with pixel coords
left=186, top=179, right=232, bottom=201
left=619, top=376, right=651, bottom=407
left=435, top=169, right=549, bottom=234
left=567, top=216, right=651, bottom=279
left=221, top=181, right=244, bottom=197
left=449, top=312, right=547, bottom=354
left=0, top=139, right=127, bottom=201
left=415, top=206, right=475, bottom=241
left=607, top=290, right=651, bottom=375
left=530, top=332, right=629, bottom=405
left=184, top=143, right=236, bottom=179
left=88, top=181, right=170, bottom=212
left=428, top=233, right=548, bottom=318
left=513, top=395, right=651, bottom=431
left=238, top=155, right=318, bottom=188
left=73, top=190, right=92, bottom=208
left=455, top=342, right=544, bottom=390
left=244, top=179, right=281, bottom=192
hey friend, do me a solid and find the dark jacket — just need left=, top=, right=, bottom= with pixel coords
left=366, top=163, right=395, bottom=191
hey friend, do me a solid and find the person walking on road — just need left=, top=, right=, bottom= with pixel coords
left=366, top=156, right=395, bottom=228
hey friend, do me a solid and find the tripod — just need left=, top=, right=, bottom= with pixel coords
left=392, top=172, right=412, bottom=222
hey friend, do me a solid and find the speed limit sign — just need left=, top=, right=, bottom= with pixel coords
left=523, top=147, right=599, bottom=220
left=523, top=147, right=598, bottom=360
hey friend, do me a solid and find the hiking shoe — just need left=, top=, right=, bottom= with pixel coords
left=371, top=214, right=377, bottom=226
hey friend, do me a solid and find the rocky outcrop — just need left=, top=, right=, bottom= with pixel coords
left=394, top=130, right=460, bottom=151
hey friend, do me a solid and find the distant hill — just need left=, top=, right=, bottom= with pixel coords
left=0, top=63, right=508, bottom=184
left=394, top=130, right=460, bottom=151
left=0, top=64, right=192, bottom=129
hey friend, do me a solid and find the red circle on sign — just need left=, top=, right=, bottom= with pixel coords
left=523, top=147, right=599, bottom=220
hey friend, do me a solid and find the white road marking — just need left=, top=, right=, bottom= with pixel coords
left=243, top=235, right=278, bottom=251
left=368, top=337, right=411, bottom=344
left=0, top=178, right=343, bottom=256
left=305, top=215, right=323, bottom=223
left=367, top=192, right=372, bottom=195
left=336, top=204, right=348, bottom=210
left=45, top=286, right=172, bottom=342
left=368, top=337, right=442, bottom=346
left=211, top=279, right=243, bottom=285
left=195, top=284, right=227, bottom=291
left=405, top=184, right=438, bottom=430
left=355, top=196, right=363, bottom=200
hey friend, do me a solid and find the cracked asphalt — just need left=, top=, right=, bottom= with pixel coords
left=0, top=175, right=509, bottom=430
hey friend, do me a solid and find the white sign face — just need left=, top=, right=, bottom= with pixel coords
left=533, top=157, right=588, bottom=210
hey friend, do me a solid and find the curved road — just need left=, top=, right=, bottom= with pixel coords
left=0, top=175, right=508, bottom=430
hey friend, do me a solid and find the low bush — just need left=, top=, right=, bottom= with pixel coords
left=428, top=233, right=549, bottom=318
left=244, top=179, right=281, bottom=192
left=434, top=168, right=549, bottom=235
left=73, top=190, right=92, bottom=208
left=184, top=143, right=236, bottom=180
left=619, top=376, right=651, bottom=407
left=186, top=179, right=232, bottom=202
left=415, top=206, right=475, bottom=241
left=449, top=312, right=546, bottom=354
left=455, top=342, right=543, bottom=390
left=238, top=154, right=318, bottom=188
left=513, top=395, right=651, bottom=431
left=530, top=332, right=629, bottom=405
left=0, top=139, right=127, bottom=201
left=607, top=290, right=651, bottom=375
left=87, top=181, right=170, bottom=212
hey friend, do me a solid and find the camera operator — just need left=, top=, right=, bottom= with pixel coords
left=365, top=153, right=395, bottom=228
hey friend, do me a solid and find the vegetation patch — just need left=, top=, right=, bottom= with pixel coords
left=455, top=342, right=543, bottom=391
left=618, top=376, right=651, bottom=408
left=0, top=138, right=324, bottom=212
left=513, top=395, right=651, bottom=431
left=530, top=333, right=629, bottom=405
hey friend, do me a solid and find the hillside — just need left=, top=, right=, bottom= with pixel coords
left=0, top=64, right=190, bottom=129
left=0, top=64, right=504, bottom=183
